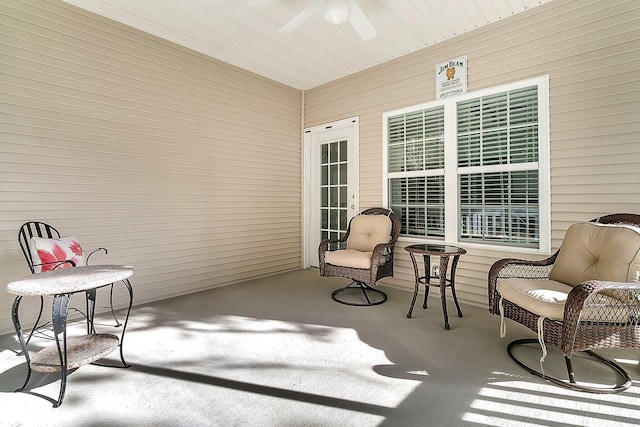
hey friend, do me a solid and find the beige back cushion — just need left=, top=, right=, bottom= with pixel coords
left=346, top=214, right=392, bottom=252
left=549, top=222, right=640, bottom=286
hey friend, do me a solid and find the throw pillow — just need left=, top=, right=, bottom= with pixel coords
left=30, top=235, right=85, bottom=273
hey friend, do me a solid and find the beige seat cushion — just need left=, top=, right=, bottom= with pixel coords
left=549, top=222, right=640, bottom=286
left=498, top=222, right=640, bottom=322
left=325, top=249, right=373, bottom=269
left=498, top=278, right=633, bottom=322
left=497, top=278, right=572, bottom=320
left=346, top=214, right=392, bottom=252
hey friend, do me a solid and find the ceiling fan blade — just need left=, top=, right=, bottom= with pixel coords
left=348, top=0, right=377, bottom=40
left=278, top=0, right=324, bottom=33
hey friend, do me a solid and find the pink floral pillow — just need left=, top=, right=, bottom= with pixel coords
left=29, top=235, right=85, bottom=273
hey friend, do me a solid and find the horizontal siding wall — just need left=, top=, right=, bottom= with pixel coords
left=0, top=0, right=302, bottom=334
left=304, top=0, right=640, bottom=307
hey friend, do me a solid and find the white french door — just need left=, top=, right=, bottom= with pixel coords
left=304, top=117, right=359, bottom=268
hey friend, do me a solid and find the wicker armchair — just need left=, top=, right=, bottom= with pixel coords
left=488, top=213, right=640, bottom=393
left=319, top=208, right=401, bottom=306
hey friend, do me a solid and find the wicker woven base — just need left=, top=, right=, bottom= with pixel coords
left=331, top=281, right=387, bottom=306
left=507, top=338, right=632, bottom=394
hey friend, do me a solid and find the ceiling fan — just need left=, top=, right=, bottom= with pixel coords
left=278, top=0, right=377, bottom=41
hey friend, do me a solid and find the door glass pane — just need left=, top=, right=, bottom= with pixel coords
left=339, top=163, right=347, bottom=185
left=330, top=187, right=338, bottom=206
left=330, top=164, right=339, bottom=185
left=330, top=142, right=338, bottom=163
left=330, top=209, right=338, bottom=229
left=339, top=186, right=347, bottom=207
left=340, top=209, right=347, bottom=230
left=321, top=144, right=329, bottom=163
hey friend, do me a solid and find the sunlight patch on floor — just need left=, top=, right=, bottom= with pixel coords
left=463, top=412, right=549, bottom=427
left=131, top=314, right=422, bottom=409
left=0, top=349, right=21, bottom=371
left=462, top=374, right=640, bottom=427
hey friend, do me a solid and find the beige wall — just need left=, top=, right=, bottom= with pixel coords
left=0, top=1, right=302, bottom=334
left=304, top=0, right=640, bottom=305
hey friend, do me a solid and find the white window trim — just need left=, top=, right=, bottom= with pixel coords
left=382, top=75, right=550, bottom=255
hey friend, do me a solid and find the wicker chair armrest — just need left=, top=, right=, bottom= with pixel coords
left=488, top=253, right=558, bottom=313
left=85, top=247, right=108, bottom=265
left=318, top=238, right=346, bottom=266
left=561, top=280, right=640, bottom=355
left=371, top=241, right=394, bottom=263
left=319, top=238, right=347, bottom=252
left=364, top=241, right=395, bottom=281
left=489, top=255, right=557, bottom=277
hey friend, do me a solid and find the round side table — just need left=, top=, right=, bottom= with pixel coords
left=404, top=244, right=466, bottom=330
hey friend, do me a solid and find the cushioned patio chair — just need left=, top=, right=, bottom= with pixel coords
left=18, top=221, right=119, bottom=342
left=488, top=213, right=640, bottom=393
left=318, top=207, right=401, bottom=306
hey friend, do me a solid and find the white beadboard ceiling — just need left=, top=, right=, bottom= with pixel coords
left=62, top=0, right=553, bottom=90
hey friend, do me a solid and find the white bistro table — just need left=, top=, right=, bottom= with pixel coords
left=6, top=265, right=134, bottom=407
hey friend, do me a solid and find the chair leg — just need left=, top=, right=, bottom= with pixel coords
left=506, top=338, right=631, bottom=394
left=564, top=355, right=576, bottom=384
left=331, top=281, right=387, bottom=306
left=109, top=284, right=121, bottom=327
left=24, top=296, right=45, bottom=346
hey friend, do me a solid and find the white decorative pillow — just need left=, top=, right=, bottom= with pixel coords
left=29, top=235, right=85, bottom=273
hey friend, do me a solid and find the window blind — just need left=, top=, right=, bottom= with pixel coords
left=388, top=106, right=445, bottom=237
left=457, top=85, right=540, bottom=247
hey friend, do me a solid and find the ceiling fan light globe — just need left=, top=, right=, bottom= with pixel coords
left=323, top=0, right=351, bottom=25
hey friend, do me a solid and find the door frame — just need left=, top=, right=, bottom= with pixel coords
left=303, top=116, right=359, bottom=268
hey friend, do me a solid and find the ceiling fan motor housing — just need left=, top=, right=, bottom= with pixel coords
left=323, top=0, right=351, bottom=25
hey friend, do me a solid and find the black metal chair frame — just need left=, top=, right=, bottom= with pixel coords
left=17, top=221, right=120, bottom=344
left=330, top=280, right=388, bottom=306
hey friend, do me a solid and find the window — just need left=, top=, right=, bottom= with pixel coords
left=383, top=76, right=549, bottom=252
